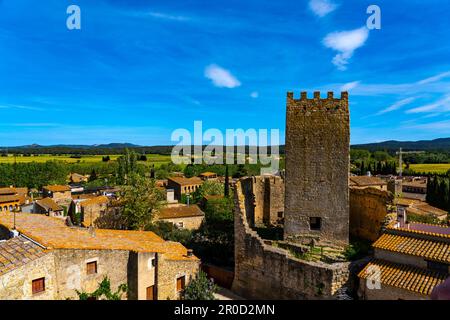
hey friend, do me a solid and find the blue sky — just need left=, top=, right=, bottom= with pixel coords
left=1, top=0, right=450, bottom=146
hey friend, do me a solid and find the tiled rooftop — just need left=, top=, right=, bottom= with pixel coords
left=158, top=204, right=204, bottom=219
left=43, top=185, right=71, bottom=192
left=386, top=221, right=450, bottom=240
left=36, top=197, right=63, bottom=211
left=349, top=176, right=387, bottom=186
left=373, top=233, right=450, bottom=263
left=0, top=235, right=48, bottom=276
left=358, top=259, right=447, bottom=296
left=168, top=176, right=203, bottom=186
left=0, top=213, right=197, bottom=261
left=80, top=195, right=109, bottom=207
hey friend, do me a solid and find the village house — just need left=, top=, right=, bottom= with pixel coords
left=0, top=187, right=30, bottom=213
left=69, top=173, right=88, bottom=184
left=358, top=211, right=450, bottom=300
left=395, top=198, right=448, bottom=222
left=0, top=212, right=200, bottom=300
left=349, top=176, right=388, bottom=191
left=79, top=196, right=109, bottom=227
left=402, top=177, right=427, bottom=194
left=167, top=177, right=203, bottom=201
left=157, top=204, right=205, bottom=230
left=199, top=172, right=218, bottom=181
left=42, top=185, right=72, bottom=205
left=34, top=197, right=64, bottom=218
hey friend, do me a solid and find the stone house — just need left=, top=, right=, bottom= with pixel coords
left=0, top=212, right=200, bottom=300
left=35, top=197, right=65, bottom=217
left=42, top=185, right=72, bottom=205
left=199, top=172, right=218, bottom=181
left=69, top=173, right=88, bottom=184
left=78, top=195, right=109, bottom=227
left=0, top=187, right=30, bottom=212
left=167, top=177, right=203, bottom=200
left=156, top=204, right=205, bottom=230
left=349, top=176, right=388, bottom=191
left=358, top=218, right=450, bottom=300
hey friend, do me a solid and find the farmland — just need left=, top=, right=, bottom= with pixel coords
left=0, top=154, right=174, bottom=167
left=409, top=163, right=450, bottom=174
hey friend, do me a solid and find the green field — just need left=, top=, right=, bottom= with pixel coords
left=409, top=163, right=450, bottom=174
left=0, top=154, right=174, bottom=167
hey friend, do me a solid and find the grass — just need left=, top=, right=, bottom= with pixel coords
left=408, top=163, right=450, bottom=174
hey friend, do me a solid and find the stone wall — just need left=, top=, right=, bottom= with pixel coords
left=52, top=248, right=130, bottom=299
left=241, top=176, right=284, bottom=227
left=349, top=187, right=394, bottom=241
left=284, top=91, right=350, bottom=246
left=233, top=179, right=352, bottom=300
left=0, top=252, right=57, bottom=300
left=156, top=253, right=200, bottom=300
left=160, top=216, right=204, bottom=230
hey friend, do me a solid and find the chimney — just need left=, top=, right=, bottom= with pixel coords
left=187, top=249, right=193, bottom=257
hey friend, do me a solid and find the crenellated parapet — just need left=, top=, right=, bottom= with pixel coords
left=286, top=91, right=349, bottom=113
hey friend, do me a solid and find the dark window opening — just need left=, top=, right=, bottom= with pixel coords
left=309, top=217, right=322, bottom=231
left=277, top=211, right=283, bottom=218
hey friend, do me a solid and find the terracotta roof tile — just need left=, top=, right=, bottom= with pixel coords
left=36, top=197, right=63, bottom=211
left=358, top=259, right=447, bottom=295
left=349, top=176, right=387, bottom=186
left=0, top=235, right=48, bottom=276
left=43, top=185, right=71, bottom=192
left=0, top=213, right=197, bottom=261
left=80, top=196, right=109, bottom=207
left=168, top=177, right=203, bottom=186
left=373, top=233, right=450, bottom=263
left=158, top=205, right=204, bottom=219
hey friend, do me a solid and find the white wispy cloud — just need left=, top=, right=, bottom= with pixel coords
left=376, top=97, right=417, bottom=115
left=250, top=91, right=259, bottom=98
left=340, top=81, right=360, bottom=91
left=323, top=27, right=369, bottom=70
left=417, top=71, right=450, bottom=85
left=309, top=0, right=338, bottom=17
left=204, top=64, right=241, bottom=88
left=406, top=94, right=450, bottom=114
left=0, top=104, right=43, bottom=111
left=148, top=12, right=190, bottom=21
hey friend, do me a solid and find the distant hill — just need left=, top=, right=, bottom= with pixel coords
left=2, top=137, right=450, bottom=155
left=352, top=138, right=450, bottom=152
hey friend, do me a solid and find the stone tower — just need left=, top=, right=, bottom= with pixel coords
left=284, top=91, right=350, bottom=246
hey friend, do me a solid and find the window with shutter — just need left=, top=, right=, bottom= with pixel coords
left=32, top=278, right=45, bottom=294
left=176, top=276, right=185, bottom=292
left=87, top=261, right=98, bottom=275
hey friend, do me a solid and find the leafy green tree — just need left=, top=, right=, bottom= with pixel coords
left=76, top=277, right=127, bottom=300
left=192, top=180, right=224, bottom=202
left=183, top=271, right=218, bottom=300
left=119, top=173, right=165, bottom=230
left=89, top=169, right=98, bottom=182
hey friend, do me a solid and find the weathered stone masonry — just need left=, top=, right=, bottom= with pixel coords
left=232, top=177, right=351, bottom=300
left=284, top=91, right=350, bottom=246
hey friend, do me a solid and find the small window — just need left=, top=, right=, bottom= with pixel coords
left=32, top=278, right=45, bottom=295
left=277, top=211, right=283, bottom=218
left=87, top=261, right=98, bottom=275
left=176, top=276, right=185, bottom=292
left=309, top=217, right=322, bottom=231
left=176, top=222, right=184, bottom=229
